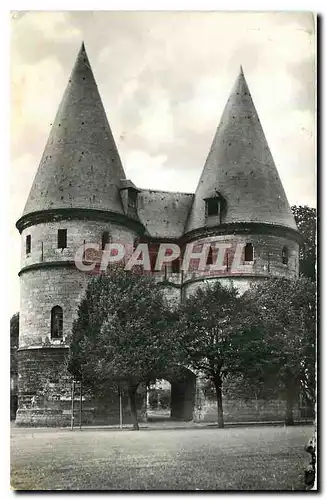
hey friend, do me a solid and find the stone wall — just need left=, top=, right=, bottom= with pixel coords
left=16, top=347, right=72, bottom=426
left=20, top=219, right=137, bottom=269
left=19, top=266, right=91, bottom=348
left=182, top=232, right=299, bottom=297
left=194, top=397, right=314, bottom=424
left=16, top=346, right=147, bottom=427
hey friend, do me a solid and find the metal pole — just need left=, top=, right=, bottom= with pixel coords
left=119, top=386, right=123, bottom=430
left=79, top=381, right=82, bottom=430
left=71, top=380, right=75, bottom=431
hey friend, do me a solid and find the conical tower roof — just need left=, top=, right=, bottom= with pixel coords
left=185, top=67, right=297, bottom=234
left=22, top=43, right=126, bottom=217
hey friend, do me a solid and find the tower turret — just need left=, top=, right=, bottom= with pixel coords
left=15, top=43, right=143, bottom=426
left=182, top=68, right=300, bottom=297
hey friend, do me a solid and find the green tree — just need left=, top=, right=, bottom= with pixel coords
left=10, top=312, right=19, bottom=373
left=10, top=312, right=19, bottom=419
left=68, top=267, right=178, bottom=430
left=291, top=205, right=316, bottom=280
left=175, top=281, right=249, bottom=428
left=244, top=277, right=316, bottom=425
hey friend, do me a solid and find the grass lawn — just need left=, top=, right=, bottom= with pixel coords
left=11, top=425, right=313, bottom=491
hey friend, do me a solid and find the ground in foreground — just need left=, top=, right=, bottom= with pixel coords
left=11, top=425, right=312, bottom=491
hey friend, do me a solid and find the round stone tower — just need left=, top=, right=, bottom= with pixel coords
left=182, top=67, right=301, bottom=298
left=15, top=43, right=144, bottom=426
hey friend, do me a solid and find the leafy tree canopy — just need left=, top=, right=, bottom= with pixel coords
left=291, top=205, right=316, bottom=280
left=10, top=312, right=19, bottom=348
left=68, top=267, right=179, bottom=429
left=243, top=276, right=316, bottom=423
left=175, top=280, right=256, bottom=427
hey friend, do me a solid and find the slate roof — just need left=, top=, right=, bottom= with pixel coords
left=22, top=43, right=126, bottom=216
left=21, top=45, right=297, bottom=240
left=185, top=67, right=297, bottom=233
left=137, top=189, right=194, bottom=239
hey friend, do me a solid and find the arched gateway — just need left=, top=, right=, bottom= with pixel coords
left=150, top=367, right=197, bottom=422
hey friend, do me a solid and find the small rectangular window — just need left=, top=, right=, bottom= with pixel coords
left=207, top=246, right=214, bottom=265
left=282, top=246, right=289, bottom=265
left=150, top=250, right=158, bottom=272
left=172, top=258, right=180, bottom=273
left=102, top=231, right=110, bottom=250
left=26, top=235, right=31, bottom=255
left=58, top=229, right=67, bottom=249
left=244, top=243, right=254, bottom=262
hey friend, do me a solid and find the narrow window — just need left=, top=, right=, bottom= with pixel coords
left=244, top=243, right=254, bottom=262
left=172, top=258, right=180, bottom=273
left=51, top=306, right=63, bottom=339
left=207, top=246, right=214, bottom=265
left=102, top=231, right=110, bottom=250
left=57, top=229, right=67, bottom=249
left=133, top=237, right=140, bottom=252
left=150, top=250, right=158, bottom=272
left=26, top=235, right=31, bottom=255
left=282, top=246, right=288, bottom=265
left=206, top=198, right=220, bottom=217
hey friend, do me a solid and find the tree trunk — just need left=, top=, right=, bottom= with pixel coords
left=128, top=384, right=139, bottom=430
left=285, top=392, right=295, bottom=426
left=213, top=376, right=224, bottom=428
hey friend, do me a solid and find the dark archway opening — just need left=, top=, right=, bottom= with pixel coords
left=146, top=367, right=196, bottom=422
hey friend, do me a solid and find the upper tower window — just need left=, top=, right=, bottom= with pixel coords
left=244, top=243, right=254, bottom=262
left=282, top=246, right=288, bottom=265
left=51, top=306, right=63, bottom=339
left=58, top=229, right=67, bottom=249
left=26, top=235, right=31, bottom=255
left=206, top=198, right=221, bottom=217
left=102, top=231, right=110, bottom=250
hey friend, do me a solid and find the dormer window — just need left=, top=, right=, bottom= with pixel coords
left=128, top=189, right=138, bottom=211
left=204, top=194, right=226, bottom=225
left=206, top=198, right=221, bottom=217
left=120, top=179, right=140, bottom=216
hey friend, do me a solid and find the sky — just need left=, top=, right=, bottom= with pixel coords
left=10, top=10, right=316, bottom=314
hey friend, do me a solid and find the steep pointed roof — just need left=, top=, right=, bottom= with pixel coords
left=22, top=42, right=126, bottom=217
left=185, top=68, right=297, bottom=234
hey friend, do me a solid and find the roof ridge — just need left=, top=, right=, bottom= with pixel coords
left=139, top=188, right=194, bottom=196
